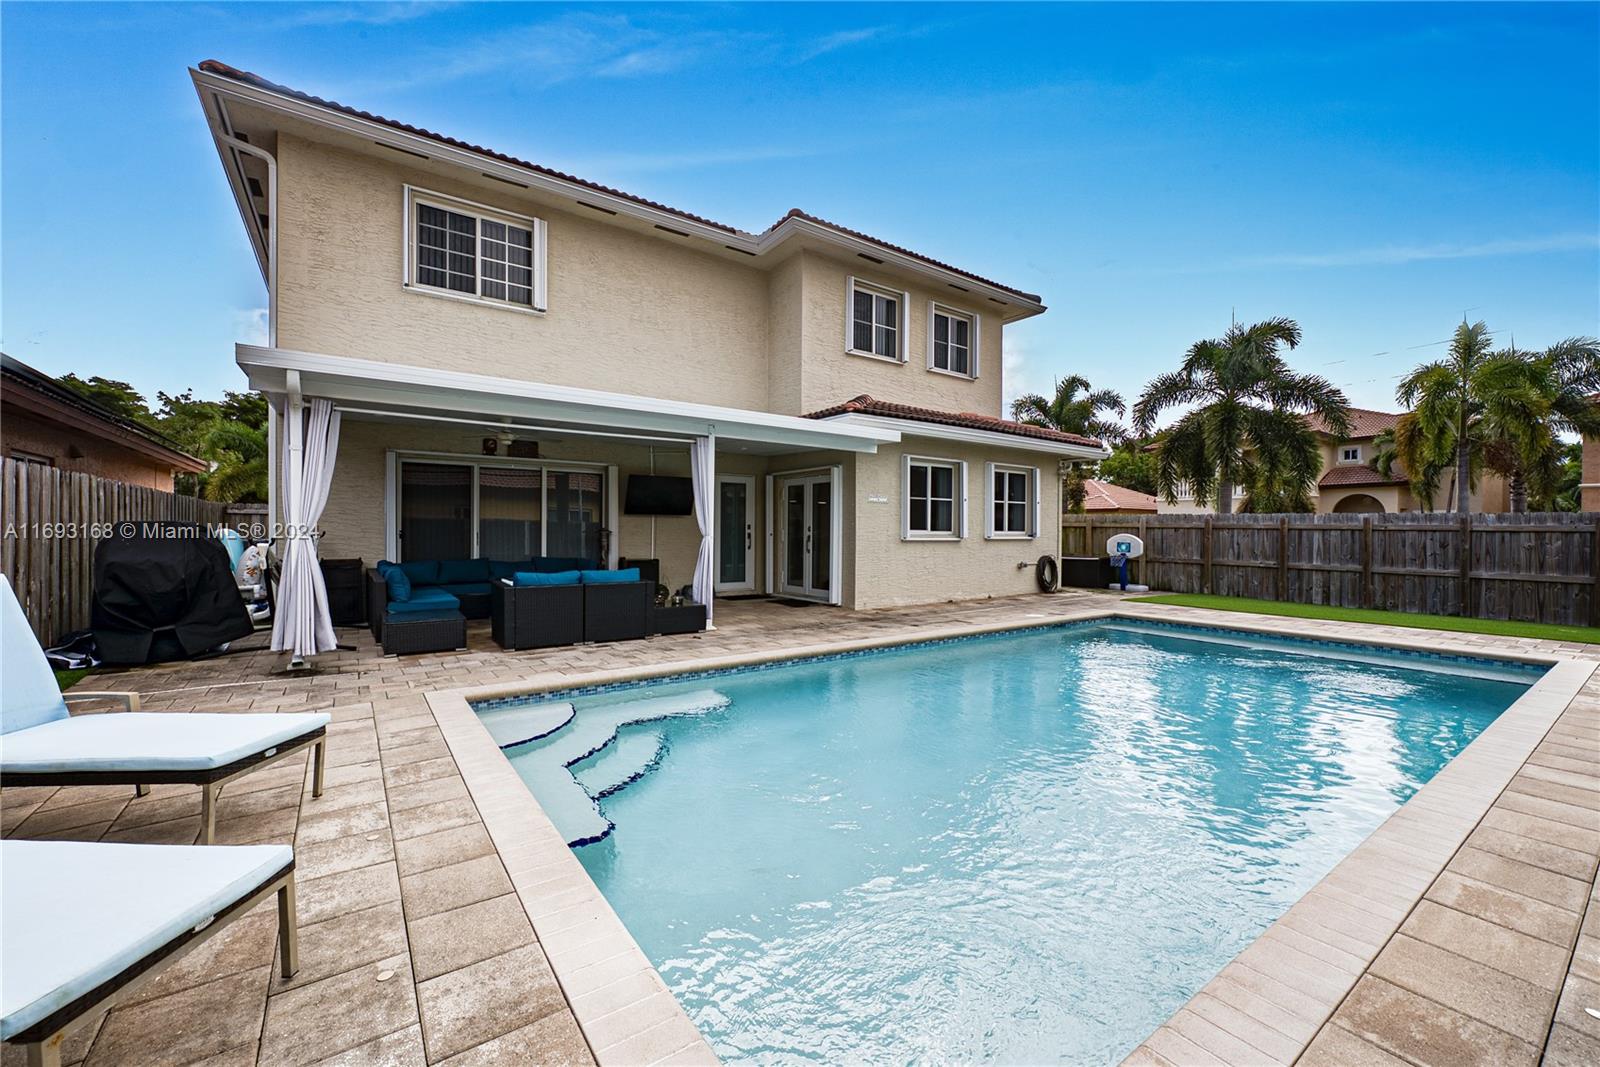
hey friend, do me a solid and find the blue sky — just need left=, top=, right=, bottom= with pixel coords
left=3, top=2, right=1597, bottom=418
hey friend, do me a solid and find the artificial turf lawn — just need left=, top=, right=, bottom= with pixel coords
left=1130, top=593, right=1600, bottom=645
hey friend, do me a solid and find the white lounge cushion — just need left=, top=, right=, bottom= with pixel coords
left=1, top=840, right=293, bottom=1040
left=0, top=576, right=69, bottom=735
left=0, top=712, right=330, bottom=774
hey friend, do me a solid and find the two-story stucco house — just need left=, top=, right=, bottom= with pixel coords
left=191, top=62, right=1107, bottom=618
left=1156, top=408, right=1510, bottom=514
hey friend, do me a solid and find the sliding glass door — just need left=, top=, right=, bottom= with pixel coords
left=398, top=463, right=472, bottom=560
left=478, top=467, right=542, bottom=559
left=398, top=459, right=606, bottom=561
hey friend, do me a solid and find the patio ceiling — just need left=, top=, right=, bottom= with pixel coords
left=237, top=345, right=900, bottom=455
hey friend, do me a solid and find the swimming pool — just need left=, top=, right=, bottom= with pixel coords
left=489, top=621, right=1540, bottom=1064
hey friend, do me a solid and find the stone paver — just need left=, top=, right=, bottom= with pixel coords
left=5, top=589, right=1598, bottom=1066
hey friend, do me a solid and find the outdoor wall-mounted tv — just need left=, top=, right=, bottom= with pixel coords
left=624, top=475, right=694, bottom=516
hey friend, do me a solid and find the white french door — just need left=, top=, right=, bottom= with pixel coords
left=714, top=476, right=755, bottom=593
left=777, top=473, right=833, bottom=601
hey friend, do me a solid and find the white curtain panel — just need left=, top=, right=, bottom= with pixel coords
left=689, top=435, right=715, bottom=624
left=271, top=398, right=342, bottom=659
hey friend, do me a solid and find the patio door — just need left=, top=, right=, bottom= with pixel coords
left=715, top=476, right=755, bottom=593
left=777, top=474, right=831, bottom=601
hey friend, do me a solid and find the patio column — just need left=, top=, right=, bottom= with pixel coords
left=690, top=432, right=715, bottom=629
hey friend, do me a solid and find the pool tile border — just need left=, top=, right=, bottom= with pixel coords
left=425, top=604, right=1593, bottom=1067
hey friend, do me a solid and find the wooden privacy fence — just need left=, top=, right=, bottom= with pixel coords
left=1, top=458, right=229, bottom=645
left=1062, top=511, right=1600, bottom=628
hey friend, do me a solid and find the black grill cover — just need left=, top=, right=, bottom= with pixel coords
left=92, top=522, right=255, bottom=665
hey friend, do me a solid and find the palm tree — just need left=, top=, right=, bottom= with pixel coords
left=1395, top=324, right=1600, bottom=512
left=1132, top=318, right=1351, bottom=514
left=202, top=421, right=268, bottom=503
left=1010, top=375, right=1127, bottom=444
left=1371, top=424, right=1444, bottom=511
left=1488, top=338, right=1600, bottom=511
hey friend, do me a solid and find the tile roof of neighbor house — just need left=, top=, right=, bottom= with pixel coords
left=804, top=395, right=1104, bottom=448
left=194, top=61, right=1043, bottom=304
left=1318, top=464, right=1407, bottom=488
left=0, top=353, right=206, bottom=469
left=1305, top=407, right=1403, bottom=439
left=1081, top=479, right=1158, bottom=512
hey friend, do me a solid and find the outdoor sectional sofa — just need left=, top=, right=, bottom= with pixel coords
left=366, top=556, right=596, bottom=653
left=490, top=571, right=654, bottom=650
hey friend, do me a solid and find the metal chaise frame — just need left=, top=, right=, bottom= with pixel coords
left=5, top=856, right=299, bottom=1067
left=0, top=691, right=327, bottom=845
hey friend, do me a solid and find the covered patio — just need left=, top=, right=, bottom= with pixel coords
left=242, top=345, right=900, bottom=660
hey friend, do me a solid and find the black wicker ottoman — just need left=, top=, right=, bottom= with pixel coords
left=381, top=609, right=467, bottom=656
left=650, top=603, right=706, bottom=635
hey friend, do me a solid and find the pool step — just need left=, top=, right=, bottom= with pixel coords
left=504, top=688, right=731, bottom=846
left=477, top=701, right=576, bottom=748
left=573, top=728, right=666, bottom=800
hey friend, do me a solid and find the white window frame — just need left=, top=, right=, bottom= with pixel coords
left=403, top=185, right=548, bottom=314
left=985, top=462, right=1039, bottom=539
left=901, top=454, right=967, bottom=540
left=846, top=276, right=909, bottom=362
left=927, top=304, right=979, bottom=379
left=1339, top=445, right=1362, bottom=464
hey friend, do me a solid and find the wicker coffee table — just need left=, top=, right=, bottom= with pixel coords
left=381, top=609, right=466, bottom=656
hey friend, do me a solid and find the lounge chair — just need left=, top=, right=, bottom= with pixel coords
left=0, top=576, right=329, bottom=843
left=0, top=839, right=298, bottom=1067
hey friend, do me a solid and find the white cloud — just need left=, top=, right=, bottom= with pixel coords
left=1227, top=232, right=1600, bottom=270
left=1001, top=334, right=1044, bottom=418
left=233, top=307, right=269, bottom=346
left=269, top=2, right=457, bottom=30
left=796, top=26, right=889, bottom=62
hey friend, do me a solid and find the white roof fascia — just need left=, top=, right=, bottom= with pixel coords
left=235, top=345, right=898, bottom=454
left=818, top=412, right=1110, bottom=461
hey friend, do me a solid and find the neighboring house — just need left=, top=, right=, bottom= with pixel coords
left=1078, top=479, right=1157, bottom=514
left=191, top=62, right=1107, bottom=612
left=1155, top=407, right=1510, bottom=514
left=1584, top=399, right=1599, bottom=511
left=1, top=353, right=206, bottom=491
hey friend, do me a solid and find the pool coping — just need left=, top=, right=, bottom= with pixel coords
left=424, top=605, right=1596, bottom=1066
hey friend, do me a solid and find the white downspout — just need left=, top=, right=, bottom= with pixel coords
left=218, top=134, right=277, bottom=348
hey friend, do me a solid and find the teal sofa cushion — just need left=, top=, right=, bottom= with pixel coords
left=385, top=588, right=459, bottom=613
left=383, top=568, right=412, bottom=602
left=397, top=560, right=439, bottom=586
left=580, top=568, right=641, bottom=585
left=513, top=571, right=581, bottom=587
left=438, top=558, right=490, bottom=584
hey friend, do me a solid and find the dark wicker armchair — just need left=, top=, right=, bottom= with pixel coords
left=490, top=580, right=584, bottom=650
left=581, top=581, right=652, bottom=643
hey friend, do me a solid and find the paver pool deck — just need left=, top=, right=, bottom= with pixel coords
left=2, top=590, right=1596, bottom=1067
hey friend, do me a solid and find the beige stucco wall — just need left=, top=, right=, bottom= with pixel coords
left=848, top=437, right=1060, bottom=610
left=274, top=134, right=772, bottom=411
left=1584, top=437, right=1600, bottom=511
left=791, top=251, right=1005, bottom=418
left=274, top=137, right=1016, bottom=425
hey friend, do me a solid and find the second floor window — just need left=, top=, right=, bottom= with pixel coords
left=1340, top=446, right=1362, bottom=463
left=930, top=306, right=976, bottom=377
left=848, top=277, right=906, bottom=361
left=407, top=187, right=546, bottom=311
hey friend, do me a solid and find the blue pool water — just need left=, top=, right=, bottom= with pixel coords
left=501, top=622, right=1539, bottom=1064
